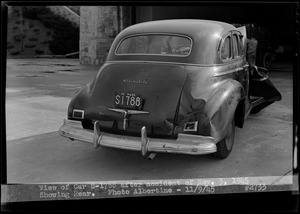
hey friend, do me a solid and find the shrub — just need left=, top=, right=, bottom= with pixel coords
left=21, top=6, right=79, bottom=55
left=10, top=50, right=20, bottom=55
left=35, top=48, right=44, bottom=54
left=7, top=44, right=15, bottom=49
left=13, top=26, right=18, bottom=30
left=25, top=44, right=36, bottom=48
left=12, top=8, right=20, bottom=16
left=29, top=22, right=34, bottom=28
left=13, top=34, right=21, bottom=42
left=67, top=6, right=80, bottom=15
left=41, top=40, right=49, bottom=44
left=33, top=28, right=40, bottom=32
left=29, top=37, right=38, bottom=41
left=21, top=6, right=41, bottom=20
left=15, top=20, right=24, bottom=25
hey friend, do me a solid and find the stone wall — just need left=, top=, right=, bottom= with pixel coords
left=80, top=6, right=131, bottom=65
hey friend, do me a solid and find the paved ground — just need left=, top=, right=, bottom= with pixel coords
left=5, top=58, right=293, bottom=183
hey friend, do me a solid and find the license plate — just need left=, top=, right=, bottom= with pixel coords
left=114, top=92, right=142, bottom=110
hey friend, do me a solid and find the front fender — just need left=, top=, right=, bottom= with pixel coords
left=204, top=79, right=245, bottom=142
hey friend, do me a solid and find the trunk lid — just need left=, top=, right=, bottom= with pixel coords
left=86, top=62, right=187, bottom=137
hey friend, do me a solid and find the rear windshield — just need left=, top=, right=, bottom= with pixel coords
left=116, top=34, right=192, bottom=56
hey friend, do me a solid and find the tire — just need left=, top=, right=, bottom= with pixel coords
left=263, top=52, right=273, bottom=69
left=213, top=117, right=235, bottom=159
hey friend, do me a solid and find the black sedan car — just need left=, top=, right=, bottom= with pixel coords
left=59, top=20, right=281, bottom=159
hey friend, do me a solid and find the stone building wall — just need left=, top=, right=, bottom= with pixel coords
left=80, top=6, right=131, bottom=65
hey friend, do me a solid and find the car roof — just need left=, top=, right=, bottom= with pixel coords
left=107, top=19, right=241, bottom=65
left=119, top=19, right=237, bottom=38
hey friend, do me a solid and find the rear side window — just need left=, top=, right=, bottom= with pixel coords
left=232, top=34, right=240, bottom=58
left=221, top=36, right=231, bottom=60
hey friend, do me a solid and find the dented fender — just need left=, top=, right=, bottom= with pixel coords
left=204, top=79, right=245, bottom=142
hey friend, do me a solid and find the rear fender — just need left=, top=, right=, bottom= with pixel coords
left=204, top=79, right=245, bottom=142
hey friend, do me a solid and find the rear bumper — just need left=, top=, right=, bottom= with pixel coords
left=59, top=119, right=217, bottom=155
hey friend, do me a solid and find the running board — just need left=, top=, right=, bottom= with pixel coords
left=250, top=96, right=265, bottom=107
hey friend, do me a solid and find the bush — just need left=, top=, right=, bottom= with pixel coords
left=41, top=40, right=49, bottom=45
left=21, top=6, right=79, bottom=55
left=25, top=44, right=36, bottom=48
left=67, top=6, right=80, bottom=15
left=10, top=50, right=20, bottom=55
left=21, top=6, right=42, bottom=20
left=29, top=22, right=34, bottom=28
left=15, top=20, right=24, bottom=25
left=12, top=7, right=20, bottom=16
left=29, top=37, right=38, bottom=41
left=7, top=43, right=15, bottom=49
left=35, top=48, right=44, bottom=54
left=13, top=34, right=21, bottom=42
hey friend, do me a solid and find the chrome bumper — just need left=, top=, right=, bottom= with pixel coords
left=59, top=119, right=217, bottom=155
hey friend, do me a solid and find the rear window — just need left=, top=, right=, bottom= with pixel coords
left=116, top=34, right=192, bottom=56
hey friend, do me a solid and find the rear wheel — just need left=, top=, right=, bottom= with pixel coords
left=213, top=117, right=235, bottom=159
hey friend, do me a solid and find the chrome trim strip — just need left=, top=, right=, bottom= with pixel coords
left=251, top=97, right=265, bottom=107
left=106, top=60, right=216, bottom=67
left=212, top=67, right=243, bottom=77
left=108, top=108, right=149, bottom=115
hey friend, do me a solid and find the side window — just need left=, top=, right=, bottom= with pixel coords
left=238, top=34, right=244, bottom=55
left=221, top=36, right=231, bottom=60
left=236, top=32, right=244, bottom=56
left=232, top=34, right=239, bottom=58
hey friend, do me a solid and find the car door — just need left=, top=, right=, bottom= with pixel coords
left=237, top=26, right=282, bottom=113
